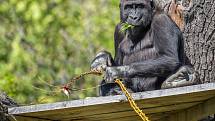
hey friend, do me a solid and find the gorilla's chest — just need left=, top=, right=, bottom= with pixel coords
left=119, top=34, right=158, bottom=65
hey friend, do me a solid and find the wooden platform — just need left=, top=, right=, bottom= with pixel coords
left=9, top=83, right=215, bottom=121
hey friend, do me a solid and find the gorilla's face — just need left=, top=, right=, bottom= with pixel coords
left=120, top=0, right=154, bottom=27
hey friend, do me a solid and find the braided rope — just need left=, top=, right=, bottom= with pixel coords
left=115, top=79, right=150, bottom=121
left=66, top=70, right=102, bottom=87
left=65, top=71, right=150, bottom=121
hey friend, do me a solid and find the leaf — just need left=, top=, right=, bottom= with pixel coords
left=120, top=23, right=134, bottom=33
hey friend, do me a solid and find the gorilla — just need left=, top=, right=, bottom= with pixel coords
left=91, top=0, right=198, bottom=96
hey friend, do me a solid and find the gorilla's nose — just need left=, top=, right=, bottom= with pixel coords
left=133, top=16, right=138, bottom=20
left=130, top=15, right=138, bottom=20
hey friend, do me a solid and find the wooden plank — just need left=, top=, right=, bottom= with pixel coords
left=24, top=96, right=206, bottom=120
left=166, top=97, right=215, bottom=121
left=155, top=116, right=169, bottom=121
left=62, top=112, right=174, bottom=121
left=8, top=83, right=215, bottom=121
left=186, top=98, right=215, bottom=121
left=71, top=102, right=200, bottom=121
left=9, top=116, right=51, bottom=121
left=186, top=97, right=215, bottom=121
left=168, top=111, right=186, bottom=121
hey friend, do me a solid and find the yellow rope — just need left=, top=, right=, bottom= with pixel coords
left=115, top=79, right=150, bottom=121
left=65, top=71, right=150, bottom=121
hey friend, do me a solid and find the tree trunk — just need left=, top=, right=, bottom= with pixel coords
left=0, top=102, right=9, bottom=121
left=155, top=0, right=215, bottom=120
left=183, top=0, right=215, bottom=83
left=155, top=0, right=215, bottom=83
left=0, top=91, right=18, bottom=121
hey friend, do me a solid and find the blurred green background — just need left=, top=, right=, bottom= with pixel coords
left=0, top=0, right=119, bottom=104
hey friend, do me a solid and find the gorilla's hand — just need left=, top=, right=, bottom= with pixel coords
left=104, top=66, right=130, bottom=83
left=91, top=51, right=114, bottom=72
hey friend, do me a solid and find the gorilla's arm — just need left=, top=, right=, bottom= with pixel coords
left=130, top=14, right=182, bottom=77
left=113, top=23, right=124, bottom=66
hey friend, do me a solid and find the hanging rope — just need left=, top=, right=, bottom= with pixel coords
left=35, top=70, right=150, bottom=121
left=115, top=79, right=150, bottom=121
left=65, top=70, right=150, bottom=121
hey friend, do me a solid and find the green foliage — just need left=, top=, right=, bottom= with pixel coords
left=120, top=23, right=134, bottom=33
left=0, top=0, right=119, bottom=104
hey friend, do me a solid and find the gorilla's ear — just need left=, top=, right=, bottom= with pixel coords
left=150, top=0, right=155, bottom=10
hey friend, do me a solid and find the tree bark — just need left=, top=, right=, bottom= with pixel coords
left=155, top=0, right=215, bottom=83
left=0, top=91, right=18, bottom=121
left=183, top=0, right=215, bottom=83
left=0, top=102, right=9, bottom=121
left=155, top=0, right=215, bottom=120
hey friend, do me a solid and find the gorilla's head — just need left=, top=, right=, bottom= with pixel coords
left=120, top=0, right=155, bottom=28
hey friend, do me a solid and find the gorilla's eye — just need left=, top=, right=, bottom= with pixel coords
left=124, top=5, right=132, bottom=10
left=137, top=4, right=144, bottom=9
left=124, top=4, right=144, bottom=10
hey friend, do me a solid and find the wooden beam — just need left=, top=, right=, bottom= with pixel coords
left=8, top=83, right=215, bottom=121
left=175, top=97, right=215, bottom=121
left=186, top=97, right=215, bottom=121
left=9, top=116, right=51, bottom=121
left=162, top=96, right=215, bottom=121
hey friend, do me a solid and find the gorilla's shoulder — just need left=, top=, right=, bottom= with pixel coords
left=152, top=13, right=172, bottom=24
left=151, top=13, right=180, bottom=32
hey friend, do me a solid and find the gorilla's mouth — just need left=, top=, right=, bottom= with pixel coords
left=127, top=19, right=143, bottom=26
left=120, top=22, right=135, bottom=32
left=127, top=15, right=143, bottom=26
